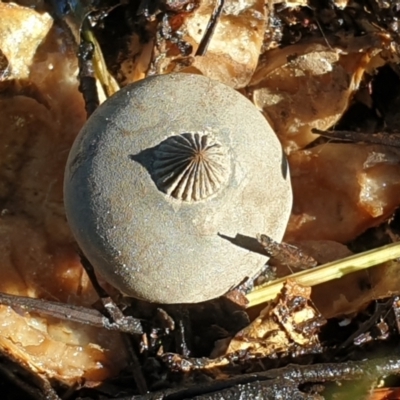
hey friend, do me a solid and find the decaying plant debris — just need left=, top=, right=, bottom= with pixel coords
left=2, top=0, right=400, bottom=398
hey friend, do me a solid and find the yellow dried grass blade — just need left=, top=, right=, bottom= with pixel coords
left=246, top=242, right=400, bottom=308
left=82, top=29, right=119, bottom=97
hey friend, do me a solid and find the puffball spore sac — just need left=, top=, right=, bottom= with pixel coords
left=64, top=73, right=292, bottom=304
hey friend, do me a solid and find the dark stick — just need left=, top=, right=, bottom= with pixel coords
left=338, top=298, right=393, bottom=350
left=0, top=348, right=61, bottom=400
left=78, top=254, right=148, bottom=393
left=0, top=361, right=60, bottom=400
left=122, top=334, right=149, bottom=395
left=126, top=356, right=400, bottom=400
left=79, top=254, right=142, bottom=334
left=0, top=292, right=143, bottom=335
left=257, top=234, right=318, bottom=270
left=195, top=0, right=224, bottom=56
left=78, top=41, right=100, bottom=118
left=312, top=128, right=400, bottom=148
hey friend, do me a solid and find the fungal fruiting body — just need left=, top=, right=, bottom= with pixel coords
left=64, top=73, right=292, bottom=304
left=153, top=132, right=229, bottom=202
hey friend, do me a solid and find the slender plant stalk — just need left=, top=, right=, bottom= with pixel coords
left=246, top=242, right=400, bottom=307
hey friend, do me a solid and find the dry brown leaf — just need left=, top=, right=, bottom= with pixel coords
left=127, top=0, right=266, bottom=87
left=0, top=2, right=52, bottom=79
left=285, top=143, right=400, bottom=243
left=249, top=37, right=387, bottom=152
left=178, top=0, right=266, bottom=88
left=0, top=9, right=128, bottom=384
left=312, top=260, right=400, bottom=319
left=1, top=0, right=398, bottom=390
left=226, top=280, right=325, bottom=357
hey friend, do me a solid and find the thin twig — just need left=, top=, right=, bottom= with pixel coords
left=195, top=0, right=224, bottom=56
left=257, top=234, right=318, bottom=270
left=0, top=292, right=143, bottom=335
left=312, top=128, right=400, bottom=148
left=127, top=356, right=400, bottom=399
left=338, top=298, right=393, bottom=350
left=79, top=254, right=143, bottom=335
left=78, top=254, right=148, bottom=392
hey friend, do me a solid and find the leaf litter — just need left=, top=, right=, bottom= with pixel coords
left=2, top=0, right=400, bottom=398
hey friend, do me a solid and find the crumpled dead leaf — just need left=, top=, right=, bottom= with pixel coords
left=285, top=143, right=400, bottom=243
left=0, top=2, right=52, bottom=79
left=181, top=0, right=266, bottom=88
left=226, top=280, right=325, bottom=358
left=0, top=5, right=128, bottom=385
left=248, top=36, right=389, bottom=152
left=161, top=280, right=325, bottom=372
left=138, top=0, right=266, bottom=88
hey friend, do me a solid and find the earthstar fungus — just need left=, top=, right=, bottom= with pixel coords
left=64, top=73, right=292, bottom=304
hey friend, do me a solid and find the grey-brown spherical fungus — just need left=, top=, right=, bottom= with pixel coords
left=64, top=73, right=292, bottom=304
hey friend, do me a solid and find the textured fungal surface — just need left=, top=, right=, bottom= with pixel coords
left=64, top=73, right=292, bottom=304
left=153, top=132, right=230, bottom=202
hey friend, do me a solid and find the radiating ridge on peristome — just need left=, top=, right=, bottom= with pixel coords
left=153, top=132, right=230, bottom=202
